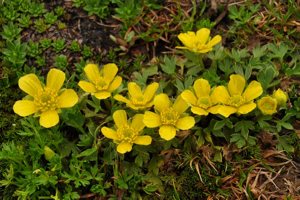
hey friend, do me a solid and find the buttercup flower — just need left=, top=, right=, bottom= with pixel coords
left=176, top=28, right=222, bottom=53
left=78, top=63, right=122, bottom=99
left=13, top=69, right=78, bottom=128
left=211, top=74, right=263, bottom=117
left=114, top=82, right=159, bottom=110
left=181, top=78, right=219, bottom=116
left=257, top=96, right=277, bottom=115
left=272, top=88, right=288, bottom=107
left=101, top=110, right=152, bottom=154
left=143, top=94, right=195, bottom=141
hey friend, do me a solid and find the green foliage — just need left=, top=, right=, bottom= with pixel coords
left=54, top=55, right=68, bottom=69
left=2, top=40, right=27, bottom=68
left=52, top=39, right=66, bottom=53
left=114, top=0, right=143, bottom=28
left=44, top=12, right=58, bottom=25
left=1, top=22, right=22, bottom=41
left=1, top=0, right=299, bottom=199
left=82, top=0, right=111, bottom=18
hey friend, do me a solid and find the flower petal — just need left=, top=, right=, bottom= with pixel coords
left=117, top=142, right=132, bottom=154
left=272, top=89, right=288, bottom=106
left=46, top=68, right=65, bottom=92
left=242, top=81, right=263, bottom=102
left=57, top=89, right=78, bottom=108
left=159, top=125, right=177, bottom=141
left=143, top=82, right=159, bottom=103
left=114, top=94, right=131, bottom=104
left=178, top=32, right=196, bottom=48
left=196, top=28, right=210, bottom=44
left=172, top=95, right=188, bottom=115
left=113, top=110, right=127, bottom=128
left=103, top=63, right=118, bottom=83
left=13, top=100, right=37, bottom=116
left=228, top=74, right=245, bottom=96
left=210, top=86, right=230, bottom=104
left=39, top=110, right=59, bottom=128
left=176, top=116, right=195, bottom=130
left=197, top=48, right=213, bottom=53
left=134, top=136, right=152, bottom=145
left=19, top=74, right=43, bottom=96
left=208, top=105, right=220, bottom=114
left=207, top=35, right=222, bottom=47
left=143, top=111, right=161, bottom=128
left=216, top=105, right=237, bottom=118
left=131, top=114, right=145, bottom=132
left=154, top=93, right=171, bottom=113
left=238, top=102, right=256, bottom=114
left=78, top=81, right=96, bottom=93
left=175, top=46, right=189, bottom=50
left=101, top=127, right=118, bottom=140
left=84, top=64, right=100, bottom=83
left=126, top=102, right=141, bottom=110
left=191, top=106, right=209, bottom=116
left=181, top=90, right=197, bottom=105
left=193, top=78, right=211, bottom=98
left=108, top=76, right=122, bottom=92
left=257, top=96, right=277, bottom=115
left=128, top=82, right=143, bottom=99
left=94, top=91, right=111, bottom=99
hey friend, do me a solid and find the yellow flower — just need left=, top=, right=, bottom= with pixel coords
left=13, top=69, right=78, bottom=128
left=272, top=88, right=288, bottom=107
left=181, top=78, right=219, bottom=116
left=114, top=82, right=159, bottom=110
left=176, top=28, right=222, bottom=53
left=78, top=63, right=122, bottom=99
left=257, top=96, right=277, bottom=115
left=211, top=74, right=263, bottom=117
left=101, top=110, right=152, bottom=154
left=143, top=94, right=195, bottom=141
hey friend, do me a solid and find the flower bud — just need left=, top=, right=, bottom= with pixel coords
left=257, top=96, right=277, bottom=115
left=272, top=89, right=288, bottom=107
left=44, top=146, right=55, bottom=161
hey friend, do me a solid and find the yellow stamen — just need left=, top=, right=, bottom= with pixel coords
left=95, top=78, right=108, bottom=90
left=227, top=95, right=245, bottom=107
left=160, top=108, right=179, bottom=125
left=197, top=96, right=212, bottom=109
left=34, top=87, right=58, bottom=112
left=117, top=125, right=138, bottom=143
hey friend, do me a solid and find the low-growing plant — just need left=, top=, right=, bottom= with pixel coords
left=1, top=1, right=299, bottom=199
left=54, top=55, right=68, bottom=69
left=2, top=40, right=27, bottom=68
left=52, top=39, right=66, bottom=53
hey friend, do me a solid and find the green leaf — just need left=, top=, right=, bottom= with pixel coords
left=277, top=135, right=294, bottom=153
left=234, top=120, right=255, bottom=139
left=257, top=65, right=277, bottom=89
left=160, top=56, right=176, bottom=75
left=76, top=147, right=97, bottom=158
left=174, top=79, right=184, bottom=92
left=276, top=121, right=294, bottom=130
left=252, top=45, right=268, bottom=58
left=214, top=120, right=225, bottom=130
left=143, top=65, right=158, bottom=77
left=230, top=133, right=246, bottom=148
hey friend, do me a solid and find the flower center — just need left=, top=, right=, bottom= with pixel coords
left=160, top=108, right=179, bottom=125
left=197, top=96, right=212, bottom=109
left=227, top=95, right=245, bottom=107
left=95, top=78, right=108, bottom=90
left=117, top=125, right=138, bottom=143
left=262, top=100, right=276, bottom=111
left=34, top=87, right=58, bottom=112
left=132, top=96, right=145, bottom=106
